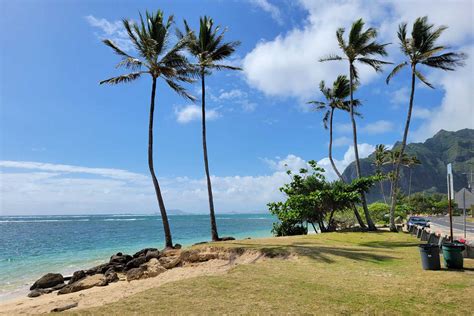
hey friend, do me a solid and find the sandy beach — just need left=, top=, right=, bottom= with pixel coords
left=0, top=248, right=264, bottom=315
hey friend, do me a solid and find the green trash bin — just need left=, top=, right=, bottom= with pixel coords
left=442, top=242, right=465, bottom=269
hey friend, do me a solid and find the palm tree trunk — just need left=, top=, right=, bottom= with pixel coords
left=329, top=108, right=366, bottom=228
left=148, top=77, right=173, bottom=248
left=349, top=63, right=376, bottom=231
left=201, top=71, right=219, bottom=241
left=389, top=65, right=416, bottom=232
left=380, top=181, right=387, bottom=204
left=329, top=108, right=343, bottom=180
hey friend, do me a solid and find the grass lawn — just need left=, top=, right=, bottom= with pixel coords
left=69, top=232, right=474, bottom=315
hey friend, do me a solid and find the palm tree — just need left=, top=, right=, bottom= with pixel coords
left=179, top=17, right=241, bottom=241
left=320, top=18, right=391, bottom=231
left=373, top=144, right=389, bottom=204
left=308, top=75, right=366, bottom=228
left=386, top=16, right=466, bottom=231
left=100, top=11, right=196, bottom=248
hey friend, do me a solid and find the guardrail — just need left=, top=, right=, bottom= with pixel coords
left=406, top=224, right=474, bottom=258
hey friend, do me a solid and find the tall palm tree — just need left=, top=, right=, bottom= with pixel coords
left=308, top=75, right=366, bottom=228
left=179, top=17, right=241, bottom=241
left=373, top=144, right=389, bottom=204
left=100, top=11, right=196, bottom=248
left=320, top=18, right=391, bottom=231
left=386, top=16, right=465, bottom=231
left=406, top=156, right=421, bottom=203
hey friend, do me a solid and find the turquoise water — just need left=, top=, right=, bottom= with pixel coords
left=0, top=213, right=274, bottom=301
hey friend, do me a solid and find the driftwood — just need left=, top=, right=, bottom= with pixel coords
left=51, top=302, right=78, bottom=312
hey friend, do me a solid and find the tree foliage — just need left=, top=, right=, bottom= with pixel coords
left=268, top=161, right=380, bottom=236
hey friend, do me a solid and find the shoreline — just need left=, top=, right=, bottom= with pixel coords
left=0, top=214, right=274, bottom=302
left=0, top=245, right=268, bottom=315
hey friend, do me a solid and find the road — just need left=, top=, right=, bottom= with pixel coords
left=427, top=216, right=474, bottom=234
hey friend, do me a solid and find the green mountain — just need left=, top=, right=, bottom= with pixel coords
left=342, top=129, right=474, bottom=202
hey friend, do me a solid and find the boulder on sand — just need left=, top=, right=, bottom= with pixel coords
left=109, top=253, right=133, bottom=265
left=58, top=274, right=107, bottom=295
left=104, top=268, right=119, bottom=283
left=125, top=256, right=147, bottom=270
left=27, top=283, right=66, bottom=298
left=69, top=270, right=86, bottom=284
left=126, top=267, right=146, bottom=282
left=30, top=273, right=64, bottom=290
left=132, top=248, right=158, bottom=258
left=143, top=258, right=166, bottom=278
left=145, top=250, right=161, bottom=262
left=158, top=256, right=181, bottom=269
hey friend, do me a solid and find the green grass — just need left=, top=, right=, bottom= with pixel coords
left=68, top=232, right=474, bottom=315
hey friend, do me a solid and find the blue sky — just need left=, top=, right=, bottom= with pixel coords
left=1, top=0, right=473, bottom=215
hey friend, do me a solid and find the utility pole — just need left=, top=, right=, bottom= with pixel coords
left=447, top=163, right=454, bottom=242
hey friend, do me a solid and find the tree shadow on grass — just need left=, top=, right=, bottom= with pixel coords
left=229, top=242, right=396, bottom=264
left=359, top=241, right=419, bottom=249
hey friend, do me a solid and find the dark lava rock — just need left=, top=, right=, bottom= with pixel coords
left=174, top=244, right=182, bottom=249
left=69, top=270, right=86, bottom=284
left=132, top=248, right=158, bottom=258
left=28, top=289, right=46, bottom=298
left=145, top=250, right=161, bottom=262
left=30, top=273, right=64, bottom=290
left=58, top=274, right=107, bottom=295
left=126, top=267, right=145, bottom=281
left=86, top=263, right=110, bottom=275
left=110, top=253, right=133, bottom=265
left=104, top=268, right=119, bottom=283
left=125, top=256, right=147, bottom=270
left=219, top=236, right=236, bottom=241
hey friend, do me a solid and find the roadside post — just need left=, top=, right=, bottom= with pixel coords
left=447, top=163, right=454, bottom=242
left=463, top=188, right=466, bottom=239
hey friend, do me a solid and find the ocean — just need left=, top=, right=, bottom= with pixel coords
left=0, top=213, right=275, bottom=301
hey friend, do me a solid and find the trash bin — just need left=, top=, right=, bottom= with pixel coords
left=442, top=243, right=465, bottom=269
left=418, top=244, right=441, bottom=270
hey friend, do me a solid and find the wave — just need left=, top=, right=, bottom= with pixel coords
left=0, top=219, right=91, bottom=223
left=103, top=218, right=144, bottom=221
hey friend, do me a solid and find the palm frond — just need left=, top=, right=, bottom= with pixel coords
left=165, top=79, right=195, bottom=101
left=115, top=57, right=143, bottom=70
left=357, top=57, right=392, bottom=72
left=103, top=39, right=133, bottom=58
left=319, top=54, right=344, bottom=62
left=386, top=62, right=408, bottom=84
left=414, top=70, right=434, bottom=89
left=99, top=72, right=145, bottom=85
left=421, top=52, right=466, bottom=70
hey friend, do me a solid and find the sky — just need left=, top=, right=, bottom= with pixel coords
left=0, top=0, right=473, bottom=215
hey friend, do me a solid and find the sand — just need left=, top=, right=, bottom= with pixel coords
left=0, top=249, right=264, bottom=315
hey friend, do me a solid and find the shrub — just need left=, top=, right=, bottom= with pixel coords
left=272, top=220, right=308, bottom=236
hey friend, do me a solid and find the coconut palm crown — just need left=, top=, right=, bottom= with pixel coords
left=100, top=10, right=197, bottom=249
left=178, top=16, right=241, bottom=242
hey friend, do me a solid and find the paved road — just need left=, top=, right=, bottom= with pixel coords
left=426, top=216, right=474, bottom=235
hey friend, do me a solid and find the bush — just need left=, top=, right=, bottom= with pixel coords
left=272, top=220, right=308, bottom=236
left=368, top=202, right=391, bottom=224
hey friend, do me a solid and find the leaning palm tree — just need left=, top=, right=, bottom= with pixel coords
left=100, top=10, right=196, bottom=248
left=320, top=18, right=391, bottom=231
left=373, top=144, right=389, bottom=204
left=178, top=16, right=241, bottom=241
left=308, top=76, right=366, bottom=228
left=386, top=16, right=466, bottom=231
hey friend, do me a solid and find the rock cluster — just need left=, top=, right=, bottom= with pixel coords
left=27, top=247, right=171, bottom=298
left=27, top=245, right=232, bottom=298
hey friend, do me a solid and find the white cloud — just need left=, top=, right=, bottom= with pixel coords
left=412, top=45, right=474, bottom=141
left=242, top=1, right=390, bottom=99
left=333, top=136, right=352, bottom=147
left=390, top=87, right=410, bottom=106
left=248, top=0, right=282, bottom=25
left=412, top=107, right=432, bottom=120
left=262, top=154, right=309, bottom=172
left=361, top=120, right=394, bottom=134
left=0, top=161, right=146, bottom=182
left=175, top=105, right=220, bottom=124
left=0, top=157, right=302, bottom=215
left=85, top=15, right=133, bottom=51
left=213, top=88, right=257, bottom=112
left=317, top=143, right=375, bottom=181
